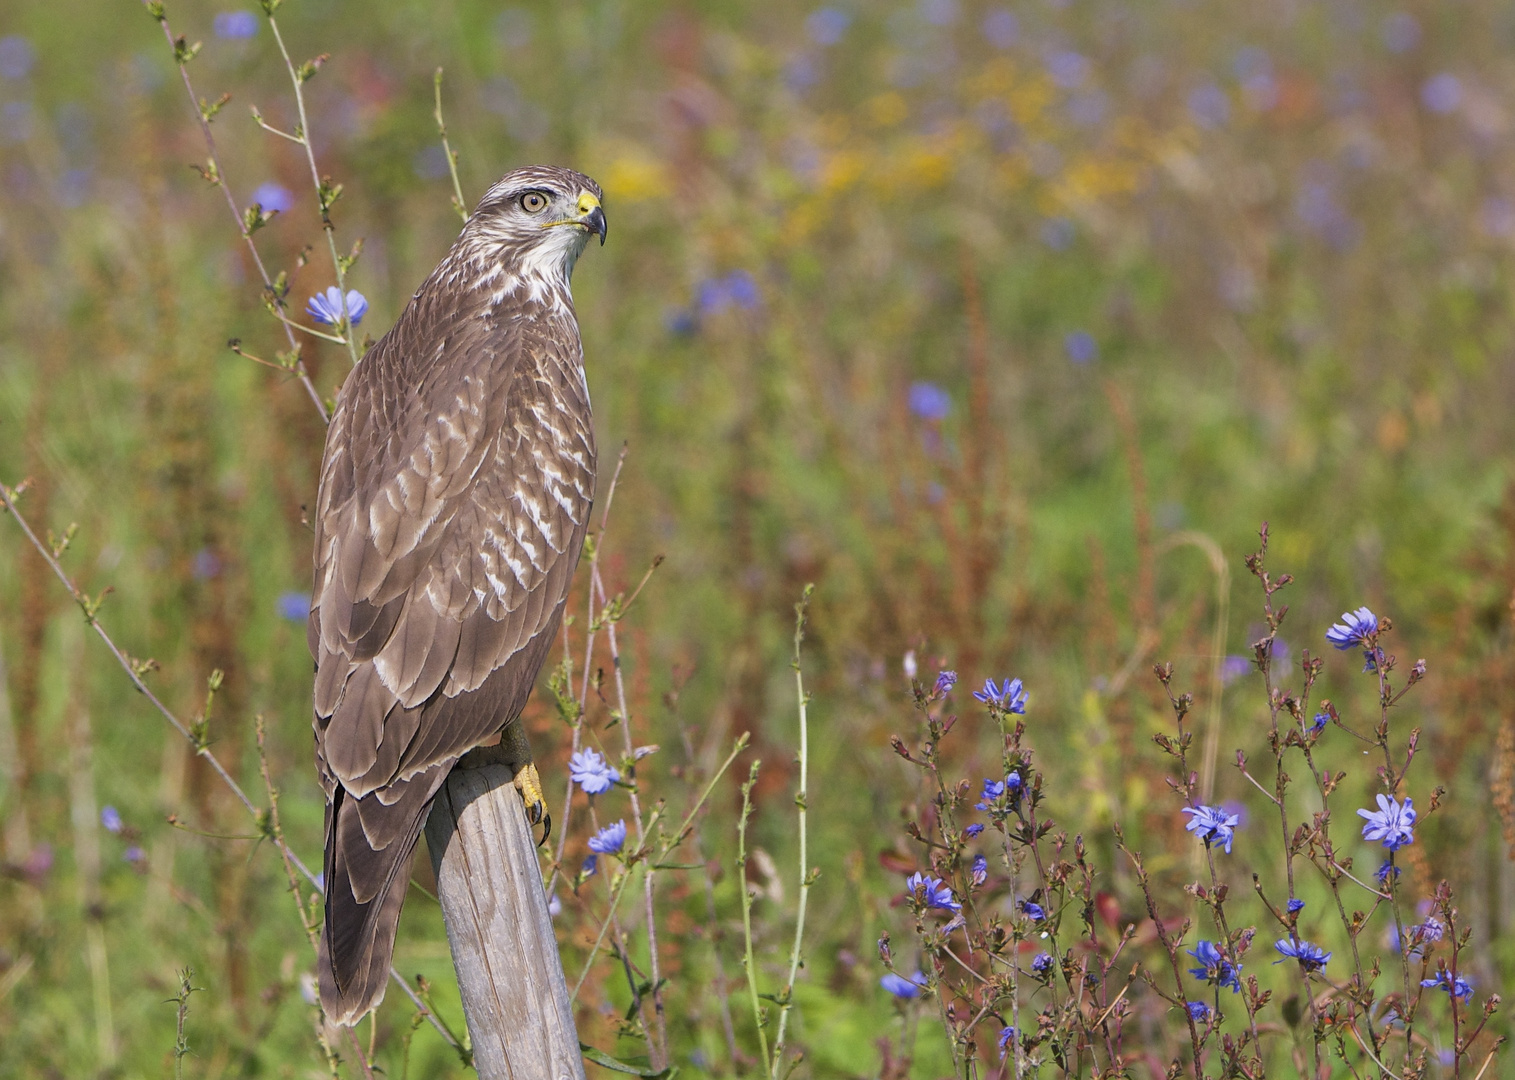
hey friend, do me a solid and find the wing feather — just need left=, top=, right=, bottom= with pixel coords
left=312, top=274, right=596, bottom=1023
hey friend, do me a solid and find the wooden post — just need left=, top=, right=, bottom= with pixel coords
left=425, top=745, right=585, bottom=1080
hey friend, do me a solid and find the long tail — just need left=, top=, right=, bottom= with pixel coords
left=317, top=774, right=442, bottom=1025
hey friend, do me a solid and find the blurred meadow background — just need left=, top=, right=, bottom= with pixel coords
left=3, top=0, right=1515, bottom=1075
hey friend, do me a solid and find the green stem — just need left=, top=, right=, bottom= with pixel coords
left=771, top=586, right=815, bottom=1078
left=433, top=68, right=468, bottom=222
left=738, top=761, right=772, bottom=1072
left=267, top=13, right=361, bottom=366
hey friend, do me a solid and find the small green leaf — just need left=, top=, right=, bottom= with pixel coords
left=172, top=35, right=201, bottom=64
left=295, top=53, right=329, bottom=83
left=243, top=202, right=277, bottom=235
left=199, top=92, right=231, bottom=122
left=579, top=1044, right=675, bottom=1078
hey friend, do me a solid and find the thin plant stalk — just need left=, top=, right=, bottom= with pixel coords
left=0, top=485, right=458, bottom=1051
left=264, top=11, right=361, bottom=367
left=770, top=586, right=815, bottom=1078
left=143, top=1, right=329, bottom=422
left=737, top=761, right=772, bottom=1073
left=433, top=68, right=468, bottom=223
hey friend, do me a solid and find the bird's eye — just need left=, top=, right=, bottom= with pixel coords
left=520, top=192, right=549, bottom=213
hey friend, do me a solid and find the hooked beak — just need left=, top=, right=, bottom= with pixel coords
left=577, top=192, right=606, bottom=245
left=584, top=204, right=607, bottom=245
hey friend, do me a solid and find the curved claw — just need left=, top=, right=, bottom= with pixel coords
left=513, top=762, right=551, bottom=846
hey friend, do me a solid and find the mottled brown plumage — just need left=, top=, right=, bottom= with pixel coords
left=309, top=166, right=605, bottom=1024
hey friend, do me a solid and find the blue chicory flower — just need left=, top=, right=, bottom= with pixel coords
left=580, top=854, right=598, bottom=878
left=906, top=871, right=961, bottom=912
left=1031, top=952, right=1054, bottom=976
left=1376, top=860, right=1401, bottom=887
left=1020, top=900, right=1047, bottom=921
left=277, top=591, right=311, bottom=621
left=1326, top=606, right=1378, bottom=650
left=1065, top=331, right=1097, bottom=365
left=881, top=971, right=927, bottom=998
left=963, top=823, right=984, bottom=839
left=1219, top=654, right=1252, bottom=685
left=1188, top=940, right=1242, bottom=993
left=1358, top=794, right=1416, bottom=851
left=1309, top=712, right=1329, bottom=735
left=908, top=381, right=951, bottom=421
left=970, top=855, right=988, bottom=887
left=1421, top=969, right=1473, bottom=1002
left=213, top=10, right=259, bottom=39
left=1182, top=804, right=1240, bottom=854
left=973, top=677, right=1027, bottom=713
left=1287, top=898, right=1306, bottom=914
left=569, top=748, right=620, bottom=795
left=250, top=181, right=293, bottom=214
left=307, top=287, right=369, bottom=327
left=997, top=1025, right=1016, bottom=1052
left=124, top=845, right=145, bottom=864
left=1274, top=938, right=1331, bottom=972
left=978, top=778, right=1005, bottom=804
left=101, top=806, right=123, bottom=834
left=587, top=820, right=627, bottom=854
left=933, top=669, right=958, bottom=696
left=1186, top=1001, right=1209, bottom=1020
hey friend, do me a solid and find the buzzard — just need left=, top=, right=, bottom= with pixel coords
left=308, top=165, right=606, bottom=1024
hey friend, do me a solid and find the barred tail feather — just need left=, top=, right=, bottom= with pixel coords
left=317, top=784, right=433, bottom=1025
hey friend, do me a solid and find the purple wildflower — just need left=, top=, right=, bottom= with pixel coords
left=1421, top=969, right=1473, bottom=1002
left=1020, top=899, right=1046, bottom=921
left=906, top=871, right=961, bottom=913
left=569, top=748, right=620, bottom=795
left=932, top=669, right=958, bottom=696
left=1188, top=940, right=1242, bottom=993
left=908, top=381, right=951, bottom=421
left=307, top=287, right=368, bottom=328
left=970, top=855, right=988, bottom=887
left=1325, top=606, right=1378, bottom=650
left=1182, top=804, right=1240, bottom=854
left=250, top=182, right=293, bottom=214
left=587, top=820, right=627, bottom=854
left=1287, top=898, right=1306, bottom=914
left=213, top=11, right=259, bottom=39
left=963, top=823, right=984, bottom=839
left=972, top=677, right=1026, bottom=713
left=1358, top=794, right=1416, bottom=851
left=1186, top=1001, right=1209, bottom=1020
left=101, top=806, right=123, bottom=834
left=1274, top=938, right=1331, bottom=972
left=881, top=971, right=927, bottom=998
left=1064, top=331, right=1097, bottom=365
left=1031, top=952, right=1054, bottom=976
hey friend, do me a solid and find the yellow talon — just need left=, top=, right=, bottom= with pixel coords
left=513, top=762, right=550, bottom=845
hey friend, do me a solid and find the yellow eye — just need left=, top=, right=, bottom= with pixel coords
left=520, top=192, right=548, bottom=213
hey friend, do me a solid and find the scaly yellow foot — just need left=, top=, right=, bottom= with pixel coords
left=513, top=762, right=551, bottom=846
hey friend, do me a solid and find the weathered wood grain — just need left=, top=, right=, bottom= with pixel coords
left=425, top=746, right=584, bottom=1080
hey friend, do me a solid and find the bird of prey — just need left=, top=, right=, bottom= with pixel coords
left=308, top=165, right=606, bottom=1024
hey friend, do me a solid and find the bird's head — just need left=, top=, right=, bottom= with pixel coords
left=463, top=165, right=606, bottom=285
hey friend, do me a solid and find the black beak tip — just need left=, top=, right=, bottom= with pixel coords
left=589, top=206, right=607, bottom=246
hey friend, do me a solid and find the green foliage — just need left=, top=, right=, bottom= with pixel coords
left=1, top=0, right=1514, bottom=1076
